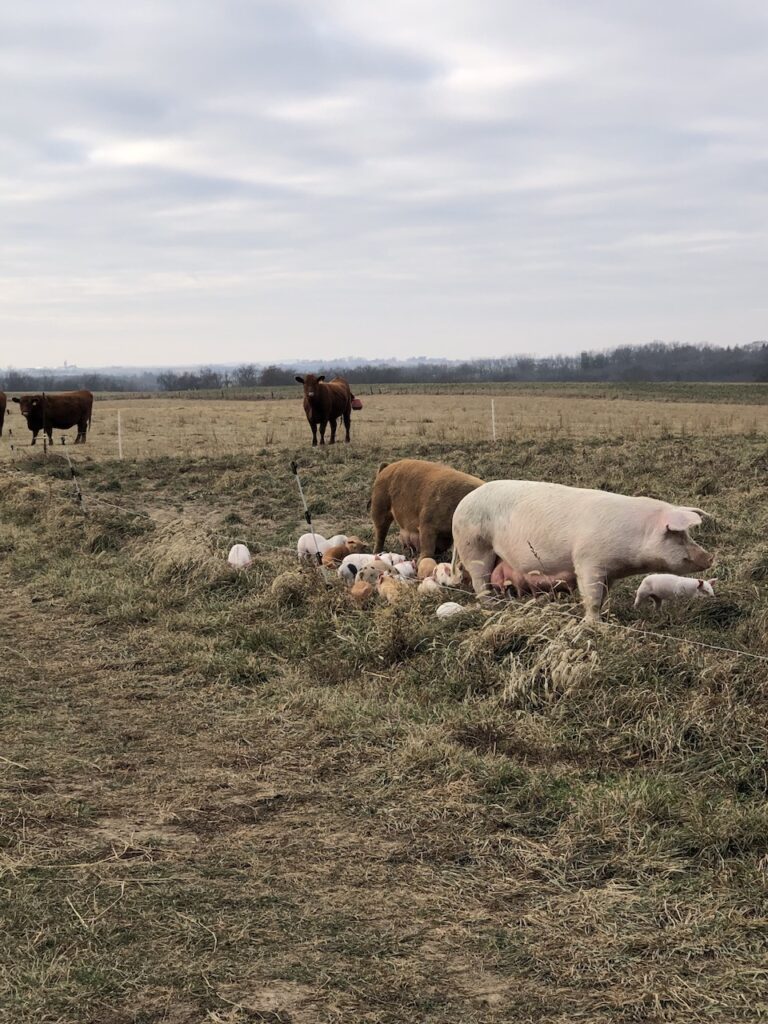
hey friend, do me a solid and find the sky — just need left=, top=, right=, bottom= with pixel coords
left=1, top=0, right=767, bottom=368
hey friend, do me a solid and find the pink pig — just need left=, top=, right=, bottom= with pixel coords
left=452, top=480, right=713, bottom=621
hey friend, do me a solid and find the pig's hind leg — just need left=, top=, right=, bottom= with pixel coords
left=457, top=535, right=498, bottom=604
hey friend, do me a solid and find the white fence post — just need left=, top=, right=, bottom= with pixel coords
left=491, top=399, right=497, bottom=442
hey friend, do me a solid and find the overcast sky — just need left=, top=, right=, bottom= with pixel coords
left=1, top=1, right=767, bottom=367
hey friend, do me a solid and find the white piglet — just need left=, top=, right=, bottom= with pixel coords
left=376, top=552, right=407, bottom=567
left=327, top=534, right=348, bottom=547
left=393, top=560, right=417, bottom=579
left=338, top=553, right=377, bottom=584
left=634, top=574, right=716, bottom=610
left=227, top=543, right=252, bottom=569
left=297, top=532, right=330, bottom=560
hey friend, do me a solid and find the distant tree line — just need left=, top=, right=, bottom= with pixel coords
left=0, top=369, right=158, bottom=392
left=2, top=343, right=767, bottom=392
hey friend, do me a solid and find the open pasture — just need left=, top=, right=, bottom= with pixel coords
left=1, top=388, right=768, bottom=1023
left=2, top=385, right=768, bottom=461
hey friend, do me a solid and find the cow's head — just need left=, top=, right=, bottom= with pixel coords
left=295, top=374, right=325, bottom=399
left=11, top=395, right=41, bottom=420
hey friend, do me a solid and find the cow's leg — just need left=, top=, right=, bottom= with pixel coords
left=452, top=531, right=496, bottom=602
left=30, top=429, right=38, bottom=446
left=319, top=420, right=327, bottom=445
left=575, top=563, right=609, bottom=622
left=310, top=421, right=318, bottom=446
left=46, top=428, right=53, bottom=445
left=329, top=417, right=337, bottom=444
left=343, top=408, right=351, bottom=442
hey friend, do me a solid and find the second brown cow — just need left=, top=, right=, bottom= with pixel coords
left=370, top=458, right=484, bottom=561
left=0, top=391, right=6, bottom=437
left=295, top=374, right=354, bottom=446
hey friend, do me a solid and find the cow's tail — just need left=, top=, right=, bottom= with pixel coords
left=376, top=462, right=388, bottom=475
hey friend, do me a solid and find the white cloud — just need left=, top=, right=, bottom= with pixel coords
left=1, top=0, right=767, bottom=365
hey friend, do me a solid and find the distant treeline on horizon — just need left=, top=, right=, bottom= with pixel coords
left=2, top=342, right=767, bottom=392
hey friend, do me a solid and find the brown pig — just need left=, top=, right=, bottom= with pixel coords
left=370, top=459, right=483, bottom=561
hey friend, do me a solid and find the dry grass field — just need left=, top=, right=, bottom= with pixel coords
left=1, top=385, right=768, bottom=1023
left=2, top=384, right=768, bottom=460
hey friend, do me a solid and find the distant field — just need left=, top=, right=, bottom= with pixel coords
left=2, top=385, right=768, bottom=461
left=90, top=379, right=768, bottom=404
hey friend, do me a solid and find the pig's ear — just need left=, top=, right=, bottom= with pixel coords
left=663, top=509, right=702, bottom=532
left=707, top=578, right=717, bottom=587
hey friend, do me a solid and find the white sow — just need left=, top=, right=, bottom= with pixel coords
left=452, top=480, right=713, bottom=621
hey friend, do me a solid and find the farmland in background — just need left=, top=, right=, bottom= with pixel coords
left=1, top=384, right=767, bottom=1022
left=2, top=382, right=768, bottom=460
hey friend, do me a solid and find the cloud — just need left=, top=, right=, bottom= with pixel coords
left=1, top=0, right=767, bottom=366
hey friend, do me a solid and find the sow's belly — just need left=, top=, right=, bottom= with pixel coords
left=490, top=519, right=575, bottom=574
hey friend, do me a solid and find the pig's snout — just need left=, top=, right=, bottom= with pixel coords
left=694, top=545, right=714, bottom=570
left=687, top=543, right=714, bottom=572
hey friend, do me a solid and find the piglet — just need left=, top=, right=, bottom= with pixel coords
left=322, top=536, right=369, bottom=568
left=417, top=557, right=438, bottom=580
left=491, top=561, right=576, bottom=599
left=376, top=552, right=407, bottom=566
left=634, top=574, right=716, bottom=610
left=377, top=574, right=406, bottom=605
left=297, top=532, right=329, bottom=560
left=349, top=578, right=375, bottom=606
left=227, top=543, right=252, bottom=569
left=393, top=560, right=416, bottom=579
left=433, top=563, right=462, bottom=587
left=418, top=577, right=441, bottom=594
left=337, top=553, right=377, bottom=583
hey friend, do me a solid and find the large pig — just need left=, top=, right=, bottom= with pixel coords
left=370, top=459, right=483, bottom=561
left=452, top=481, right=713, bottom=621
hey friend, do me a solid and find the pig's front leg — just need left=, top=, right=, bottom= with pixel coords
left=576, top=564, right=609, bottom=621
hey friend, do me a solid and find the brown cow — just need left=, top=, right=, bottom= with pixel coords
left=370, top=458, right=484, bottom=561
left=295, top=374, right=354, bottom=446
left=12, top=390, right=93, bottom=445
left=0, top=392, right=6, bottom=437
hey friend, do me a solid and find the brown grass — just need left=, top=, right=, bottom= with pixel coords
left=2, top=388, right=768, bottom=462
